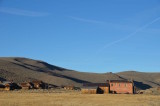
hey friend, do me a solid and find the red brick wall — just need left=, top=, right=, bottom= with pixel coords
left=110, top=82, right=133, bottom=94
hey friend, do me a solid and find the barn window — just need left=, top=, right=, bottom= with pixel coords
left=111, top=84, right=113, bottom=86
left=119, top=84, right=121, bottom=87
left=125, top=83, right=127, bottom=87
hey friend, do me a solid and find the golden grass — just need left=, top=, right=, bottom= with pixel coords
left=0, top=91, right=160, bottom=106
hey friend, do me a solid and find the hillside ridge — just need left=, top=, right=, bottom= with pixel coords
left=0, top=57, right=160, bottom=89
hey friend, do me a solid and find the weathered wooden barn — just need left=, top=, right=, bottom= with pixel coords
left=63, top=85, right=75, bottom=90
left=19, top=82, right=33, bottom=90
left=2, top=81, right=14, bottom=90
left=4, top=84, right=11, bottom=91
left=81, top=83, right=109, bottom=94
left=81, top=87, right=97, bottom=94
left=31, top=80, right=45, bottom=89
left=19, top=80, right=46, bottom=89
left=0, top=84, right=5, bottom=90
left=82, top=80, right=134, bottom=94
left=109, top=80, right=134, bottom=94
left=0, top=81, right=15, bottom=91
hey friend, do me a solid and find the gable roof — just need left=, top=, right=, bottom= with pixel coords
left=83, top=83, right=109, bottom=87
left=0, top=84, right=5, bottom=88
left=2, top=81, right=12, bottom=85
left=32, top=80, right=43, bottom=84
left=109, top=80, right=133, bottom=83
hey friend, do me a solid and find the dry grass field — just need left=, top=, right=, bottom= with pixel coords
left=0, top=91, right=160, bottom=106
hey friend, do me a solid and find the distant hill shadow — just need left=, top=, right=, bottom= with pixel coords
left=148, top=81, right=160, bottom=86
left=14, top=58, right=66, bottom=71
left=0, top=77, right=6, bottom=81
left=38, top=61, right=66, bottom=71
left=12, top=61, right=90, bottom=84
left=134, top=81, right=151, bottom=90
left=47, top=72, right=90, bottom=84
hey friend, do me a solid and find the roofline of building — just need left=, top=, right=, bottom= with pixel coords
left=108, top=80, right=133, bottom=83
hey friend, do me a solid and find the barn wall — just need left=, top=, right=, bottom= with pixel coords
left=4, top=87, right=10, bottom=91
left=64, top=86, right=74, bottom=90
left=81, top=89, right=97, bottom=94
left=21, top=87, right=30, bottom=90
left=110, top=82, right=133, bottom=94
left=99, top=87, right=109, bottom=94
left=0, top=88, right=5, bottom=90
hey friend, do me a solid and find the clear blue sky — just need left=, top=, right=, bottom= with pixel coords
left=0, top=0, right=160, bottom=73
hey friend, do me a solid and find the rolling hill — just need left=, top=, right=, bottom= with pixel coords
left=0, top=57, right=159, bottom=90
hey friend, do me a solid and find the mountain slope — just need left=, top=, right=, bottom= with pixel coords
left=117, top=71, right=160, bottom=89
left=0, top=57, right=122, bottom=86
left=0, top=57, right=159, bottom=89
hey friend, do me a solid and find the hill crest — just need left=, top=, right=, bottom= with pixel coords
left=0, top=57, right=159, bottom=89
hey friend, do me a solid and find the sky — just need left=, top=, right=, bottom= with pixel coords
left=0, top=0, right=160, bottom=73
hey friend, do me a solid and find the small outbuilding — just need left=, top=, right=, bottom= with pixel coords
left=31, top=80, right=45, bottom=89
left=0, top=84, right=5, bottom=91
left=2, top=81, right=14, bottom=90
left=81, top=83, right=109, bottom=94
left=81, top=87, right=97, bottom=94
left=20, top=82, right=33, bottom=90
left=63, top=85, right=75, bottom=90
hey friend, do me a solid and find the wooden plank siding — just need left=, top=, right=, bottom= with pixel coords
left=81, top=89, right=97, bottom=94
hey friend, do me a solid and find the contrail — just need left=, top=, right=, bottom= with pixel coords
left=97, top=16, right=160, bottom=54
left=0, top=7, right=49, bottom=17
left=68, top=16, right=104, bottom=24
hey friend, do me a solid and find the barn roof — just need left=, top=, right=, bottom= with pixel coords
left=32, top=80, right=43, bottom=84
left=19, top=82, right=32, bottom=87
left=81, top=86, right=98, bottom=89
left=2, top=81, right=12, bottom=85
left=20, top=82, right=29, bottom=85
left=109, top=80, right=133, bottom=83
left=83, top=83, right=109, bottom=87
left=0, top=84, right=5, bottom=88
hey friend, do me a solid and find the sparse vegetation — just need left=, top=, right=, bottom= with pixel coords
left=0, top=57, right=160, bottom=90
left=0, top=57, right=160, bottom=106
left=0, top=91, right=160, bottom=106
